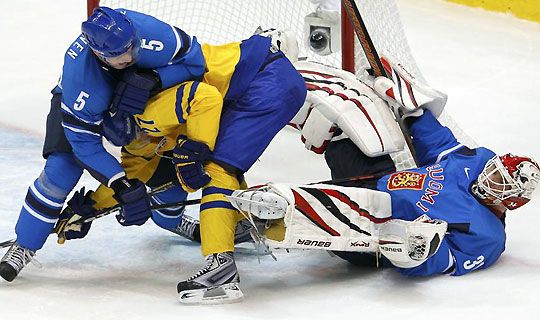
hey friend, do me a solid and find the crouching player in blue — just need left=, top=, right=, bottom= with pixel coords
left=227, top=56, right=540, bottom=277
left=32, top=29, right=305, bottom=304
left=0, top=7, right=207, bottom=282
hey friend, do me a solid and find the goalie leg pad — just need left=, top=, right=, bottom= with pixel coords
left=293, top=61, right=405, bottom=156
left=378, top=214, right=448, bottom=269
left=300, top=107, right=336, bottom=154
left=232, top=183, right=392, bottom=252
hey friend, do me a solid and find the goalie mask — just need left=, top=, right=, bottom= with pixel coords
left=473, top=154, right=540, bottom=210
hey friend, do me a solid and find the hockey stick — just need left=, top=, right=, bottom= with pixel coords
left=53, top=196, right=202, bottom=244
left=341, top=0, right=419, bottom=167
left=79, top=172, right=391, bottom=219
left=65, top=198, right=202, bottom=227
left=315, top=171, right=391, bottom=186
left=0, top=181, right=203, bottom=249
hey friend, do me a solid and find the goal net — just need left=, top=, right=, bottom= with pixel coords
left=90, top=0, right=476, bottom=170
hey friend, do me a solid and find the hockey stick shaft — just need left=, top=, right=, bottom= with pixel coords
left=341, top=0, right=419, bottom=167
left=75, top=172, right=389, bottom=227
left=65, top=181, right=193, bottom=226
left=315, top=171, right=391, bottom=186
left=341, top=0, right=386, bottom=78
left=74, top=198, right=202, bottom=225
left=51, top=197, right=202, bottom=245
left=1, top=185, right=202, bottom=249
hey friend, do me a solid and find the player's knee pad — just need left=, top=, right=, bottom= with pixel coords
left=43, top=152, right=84, bottom=194
left=150, top=186, right=187, bottom=230
left=15, top=174, right=65, bottom=251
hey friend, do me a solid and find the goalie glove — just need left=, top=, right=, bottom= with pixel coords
left=378, top=214, right=448, bottom=269
left=291, top=61, right=404, bottom=156
left=373, top=56, right=448, bottom=119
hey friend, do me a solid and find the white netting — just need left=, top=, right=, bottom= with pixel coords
left=98, top=0, right=476, bottom=170
left=100, top=0, right=344, bottom=68
left=351, top=0, right=477, bottom=169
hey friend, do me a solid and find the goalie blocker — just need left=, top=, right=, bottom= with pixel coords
left=228, top=183, right=447, bottom=268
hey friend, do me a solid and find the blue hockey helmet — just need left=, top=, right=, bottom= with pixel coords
left=82, top=7, right=139, bottom=58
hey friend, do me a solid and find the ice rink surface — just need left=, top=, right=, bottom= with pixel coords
left=1, top=0, right=539, bottom=319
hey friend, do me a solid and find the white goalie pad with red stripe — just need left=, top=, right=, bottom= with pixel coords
left=264, top=183, right=392, bottom=252
left=291, top=61, right=405, bottom=156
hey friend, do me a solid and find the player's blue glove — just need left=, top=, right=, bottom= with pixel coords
left=111, top=178, right=152, bottom=226
left=172, top=135, right=212, bottom=192
left=101, top=110, right=137, bottom=146
left=56, top=187, right=96, bottom=242
left=112, top=68, right=161, bottom=115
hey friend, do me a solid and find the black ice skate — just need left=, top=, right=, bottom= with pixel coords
left=0, top=242, right=35, bottom=282
left=233, top=219, right=255, bottom=244
left=170, top=215, right=254, bottom=244
left=177, top=251, right=243, bottom=304
left=170, top=214, right=201, bottom=242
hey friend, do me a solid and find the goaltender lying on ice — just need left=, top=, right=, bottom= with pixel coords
left=229, top=56, right=540, bottom=276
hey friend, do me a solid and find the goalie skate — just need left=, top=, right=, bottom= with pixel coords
left=228, top=187, right=289, bottom=220
left=177, top=252, right=243, bottom=305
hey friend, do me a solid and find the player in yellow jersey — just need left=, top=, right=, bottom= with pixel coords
left=59, top=29, right=305, bottom=304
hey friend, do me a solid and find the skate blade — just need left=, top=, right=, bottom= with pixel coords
left=235, top=243, right=272, bottom=256
left=0, top=239, right=16, bottom=249
left=179, top=282, right=244, bottom=305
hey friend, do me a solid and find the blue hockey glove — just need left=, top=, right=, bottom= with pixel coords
left=56, top=187, right=96, bottom=242
left=112, top=68, right=161, bottom=115
left=101, top=110, right=137, bottom=146
left=111, top=178, right=152, bottom=226
left=172, top=135, right=212, bottom=192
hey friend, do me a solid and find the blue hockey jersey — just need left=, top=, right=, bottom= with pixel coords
left=376, top=111, right=506, bottom=276
left=59, top=9, right=205, bottom=185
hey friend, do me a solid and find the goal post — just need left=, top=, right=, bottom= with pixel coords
left=87, top=0, right=100, bottom=19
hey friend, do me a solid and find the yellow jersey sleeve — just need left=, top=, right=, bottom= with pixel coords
left=134, top=81, right=223, bottom=150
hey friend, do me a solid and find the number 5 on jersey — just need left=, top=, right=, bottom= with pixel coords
left=74, top=91, right=90, bottom=111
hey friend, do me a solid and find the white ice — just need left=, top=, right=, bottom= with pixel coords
left=1, top=0, right=539, bottom=319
